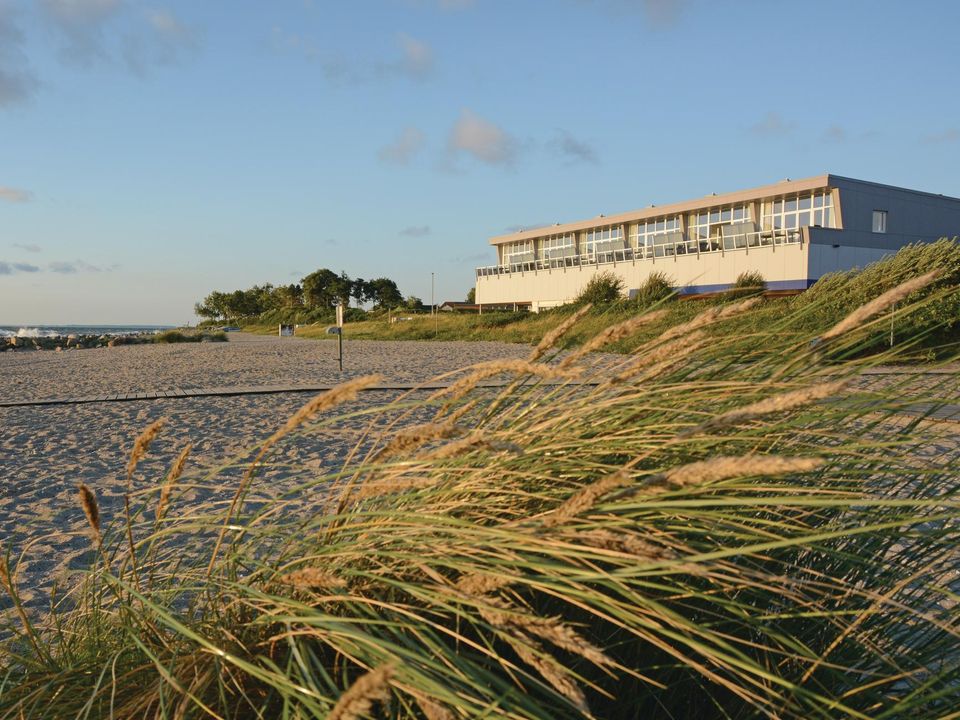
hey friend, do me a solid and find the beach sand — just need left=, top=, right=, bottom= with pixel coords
left=0, top=334, right=532, bottom=603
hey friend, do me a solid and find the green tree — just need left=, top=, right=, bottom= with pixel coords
left=351, top=278, right=369, bottom=308
left=466, top=287, right=476, bottom=304
left=271, top=284, right=304, bottom=310
left=405, top=295, right=425, bottom=311
left=368, top=277, right=403, bottom=309
left=301, top=268, right=339, bottom=308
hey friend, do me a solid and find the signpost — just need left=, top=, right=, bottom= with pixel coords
left=336, top=303, right=344, bottom=371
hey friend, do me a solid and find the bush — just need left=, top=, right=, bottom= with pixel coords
left=572, top=271, right=625, bottom=306
left=633, top=271, right=675, bottom=307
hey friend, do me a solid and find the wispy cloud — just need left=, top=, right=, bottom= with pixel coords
left=0, top=260, right=40, bottom=274
left=748, top=111, right=792, bottom=137
left=12, top=242, right=41, bottom=252
left=39, top=0, right=124, bottom=67
left=400, top=225, right=431, bottom=237
left=922, top=128, right=959, bottom=145
left=447, top=109, right=518, bottom=167
left=123, top=8, right=199, bottom=75
left=0, top=11, right=38, bottom=107
left=0, top=186, right=32, bottom=202
left=548, top=129, right=598, bottom=165
left=822, top=124, right=847, bottom=143
left=48, top=259, right=106, bottom=273
left=379, top=126, right=426, bottom=165
left=390, top=33, right=433, bottom=79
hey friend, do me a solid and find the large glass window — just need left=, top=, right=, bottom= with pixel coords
left=502, top=240, right=533, bottom=267
left=687, top=204, right=751, bottom=252
left=762, top=190, right=833, bottom=240
left=539, top=233, right=576, bottom=263
left=632, top=216, right=682, bottom=257
left=583, top=226, right=624, bottom=260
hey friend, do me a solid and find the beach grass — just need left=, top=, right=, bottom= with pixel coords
left=1, top=256, right=959, bottom=718
left=248, top=240, right=960, bottom=361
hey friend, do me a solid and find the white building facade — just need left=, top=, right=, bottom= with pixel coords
left=475, top=175, right=960, bottom=311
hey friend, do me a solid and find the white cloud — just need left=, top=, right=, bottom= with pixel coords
left=396, top=33, right=433, bottom=78
left=39, top=0, right=124, bottom=66
left=923, top=128, right=959, bottom=144
left=49, top=259, right=105, bottom=273
left=447, top=109, right=518, bottom=167
left=123, top=8, right=199, bottom=75
left=379, top=126, right=426, bottom=165
left=13, top=242, right=41, bottom=252
left=0, top=260, right=40, bottom=274
left=748, top=111, right=792, bottom=137
left=0, top=186, right=32, bottom=202
left=548, top=130, right=598, bottom=165
left=400, top=225, right=431, bottom=237
left=0, top=12, right=38, bottom=106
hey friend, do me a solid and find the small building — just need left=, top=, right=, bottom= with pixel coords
left=475, top=174, right=960, bottom=311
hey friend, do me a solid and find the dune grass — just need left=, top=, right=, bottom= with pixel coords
left=251, top=240, right=960, bottom=361
left=1, top=262, right=960, bottom=718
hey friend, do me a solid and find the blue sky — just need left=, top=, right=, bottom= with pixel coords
left=2, top=0, right=959, bottom=324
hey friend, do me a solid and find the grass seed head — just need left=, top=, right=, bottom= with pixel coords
left=560, top=309, right=668, bottom=367
left=659, top=455, right=825, bottom=490
left=327, top=663, right=394, bottom=720
left=820, top=270, right=939, bottom=341
left=126, top=417, right=167, bottom=483
left=544, top=470, right=633, bottom=526
left=277, top=566, right=346, bottom=591
left=528, top=303, right=593, bottom=361
left=78, top=482, right=101, bottom=541
left=157, top=442, right=192, bottom=520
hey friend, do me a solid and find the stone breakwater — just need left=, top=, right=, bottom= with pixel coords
left=1, top=331, right=224, bottom=352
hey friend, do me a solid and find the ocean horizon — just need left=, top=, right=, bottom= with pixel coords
left=0, top=324, right=176, bottom=339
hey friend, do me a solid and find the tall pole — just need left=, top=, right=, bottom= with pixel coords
left=431, top=272, right=437, bottom=337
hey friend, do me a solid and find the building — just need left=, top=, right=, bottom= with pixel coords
left=475, top=174, right=960, bottom=311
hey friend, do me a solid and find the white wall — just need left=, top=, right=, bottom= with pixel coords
left=476, top=243, right=809, bottom=310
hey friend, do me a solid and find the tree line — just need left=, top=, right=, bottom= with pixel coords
left=194, top=269, right=414, bottom=322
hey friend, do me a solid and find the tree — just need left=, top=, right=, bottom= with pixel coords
left=351, top=278, right=369, bottom=308
left=466, top=287, right=476, bottom=304
left=329, top=271, right=353, bottom=308
left=405, top=295, right=425, bottom=311
left=301, top=268, right=339, bottom=308
left=271, top=284, right=304, bottom=310
left=367, top=277, right=403, bottom=309
left=194, top=291, right=230, bottom=322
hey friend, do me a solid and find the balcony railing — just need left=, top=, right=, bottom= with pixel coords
left=476, top=228, right=803, bottom=278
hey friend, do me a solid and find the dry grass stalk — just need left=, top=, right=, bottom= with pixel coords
left=657, top=297, right=761, bottom=343
left=125, top=417, right=167, bottom=484
left=651, top=455, right=824, bottom=492
left=157, top=442, right=192, bottom=521
left=575, top=529, right=675, bottom=561
left=456, top=572, right=512, bottom=595
left=508, top=631, right=591, bottom=714
left=265, top=374, right=383, bottom=452
left=820, top=270, right=939, bottom=340
left=684, top=380, right=849, bottom=436
left=277, top=566, right=346, bottom=591
left=353, top=475, right=434, bottom=501
left=423, top=433, right=523, bottom=460
left=436, top=360, right=583, bottom=407
left=372, top=422, right=464, bottom=461
left=543, top=470, right=632, bottom=527
left=328, top=663, right=394, bottom=720
left=528, top=303, right=593, bottom=361
left=413, top=695, right=454, bottom=720
left=560, top=309, right=668, bottom=368
left=606, top=331, right=708, bottom=386
left=78, top=482, right=101, bottom=544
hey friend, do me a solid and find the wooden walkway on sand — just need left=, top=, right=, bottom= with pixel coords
left=1, top=378, right=958, bottom=423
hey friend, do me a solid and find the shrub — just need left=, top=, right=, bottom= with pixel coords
left=572, top=271, right=625, bottom=306
left=633, top=271, right=675, bottom=307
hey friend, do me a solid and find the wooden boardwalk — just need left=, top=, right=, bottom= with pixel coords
left=1, top=380, right=958, bottom=423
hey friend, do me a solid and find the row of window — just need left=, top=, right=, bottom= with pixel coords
left=498, top=190, right=846, bottom=266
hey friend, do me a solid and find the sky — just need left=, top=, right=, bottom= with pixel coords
left=2, top=0, right=959, bottom=325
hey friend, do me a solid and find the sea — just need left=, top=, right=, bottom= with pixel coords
left=0, top=325, right=175, bottom=339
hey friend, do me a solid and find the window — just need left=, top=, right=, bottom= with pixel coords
left=539, top=233, right=575, bottom=264
left=502, top=240, right=533, bottom=267
left=872, top=210, right=887, bottom=234
left=761, top=190, right=833, bottom=240
left=583, top=226, right=623, bottom=260
left=632, top=216, right=681, bottom=257
left=686, top=204, right=751, bottom=253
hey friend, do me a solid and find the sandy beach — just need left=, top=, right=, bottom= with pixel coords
left=0, top=334, right=532, bottom=602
